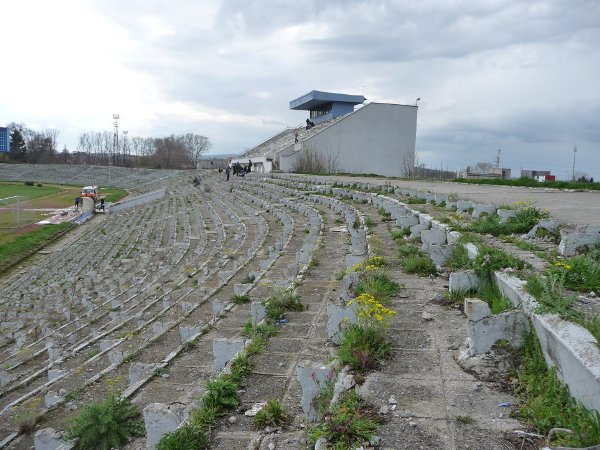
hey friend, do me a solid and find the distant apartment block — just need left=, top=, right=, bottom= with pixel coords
left=0, top=127, right=9, bottom=153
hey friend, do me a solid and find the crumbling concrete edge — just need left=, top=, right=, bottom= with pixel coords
left=494, top=271, right=600, bottom=412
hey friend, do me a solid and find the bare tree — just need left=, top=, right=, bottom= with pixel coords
left=179, top=133, right=212, bottom=168
left=151, top=135, right=193, bottom=169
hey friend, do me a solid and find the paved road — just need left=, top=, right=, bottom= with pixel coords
left=327, top=177, right=600, bottom=226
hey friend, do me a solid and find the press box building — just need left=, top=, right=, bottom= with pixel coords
left=233, top=90, right=417, bottom=177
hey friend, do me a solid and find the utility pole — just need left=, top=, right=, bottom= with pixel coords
left=572, top=145, right=577, bottom=181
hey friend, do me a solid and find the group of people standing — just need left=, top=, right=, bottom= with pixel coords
left=225, top=160, right=252, bottom=181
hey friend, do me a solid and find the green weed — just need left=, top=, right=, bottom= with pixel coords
left=231, top=294, right=251, bottom=304
left=309, top=390, right=381, bottom=448
left=156, top=424, right=208, bottom=450
left=514, top=329, right=600, bottom=447
left=66, top=393, right=144, bottom=450
left=353, top=272, right=401, bottom=305
left=254, top=400, right=289, bottom=428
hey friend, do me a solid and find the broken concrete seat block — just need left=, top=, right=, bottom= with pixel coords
left=471, top=204, right=496, bottom=218
left=47, top=369, right=66, bottom=382
left=34, top=427, right=73, bottom=450
left=456, top=200, right=474, bottom=212
left=233, top=283, right=251, bottom=296
left=446, top=230, right=461, bottom=245
left=251, top=302, right=266, bottom=326
left=143, top=403, right=183, bottom=450
left=44, top=391, right=64, bottom=408
left=464, top=298, right=529, bottom=356
left=558, top=225, right=600, bottom=256
left=212, top=299, right=226, bottom=317
left=420, top=228, right=447, bottom=247
left=449, top=270, right=480, bottom=293
left=397, top=215, right=419, bottom=228
left=409, top=223, right=429, bottom=240
left=128, top=362, right=158, bottom=387
left=212, top=338, right=245, bottom=373
left=296, top=362, right=336, bottom=422
left=497, top=209, right=517, bottom=224
left=345, top=254, right=365, bottom=269
left=465, top=243, right=479, bottom=259
left=341, top=272, right=360, bottom=302
left=178, top=326, right=200, bottom=344
left=327, top=302, right=357, bottom=344
left=427, top=245, right=454, bottom=268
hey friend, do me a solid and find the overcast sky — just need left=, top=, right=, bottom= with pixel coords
left=1, top=0, right=598, bottom=179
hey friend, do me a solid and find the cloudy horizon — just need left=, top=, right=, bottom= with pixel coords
left=1, top=0, right=598, bottom=180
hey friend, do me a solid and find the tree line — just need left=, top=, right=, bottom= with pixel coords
left=2, top=123, right=212, bottom=169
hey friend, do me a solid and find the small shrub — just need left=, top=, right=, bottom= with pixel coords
left=407, top=197, right=426, bottom=204
left=377, top=208, right=391, bottom=220
left=514, top=330, right=600, bottom=447
left=472, top=245, right=524, bottom=276
left=255, top=400, right=289, bottom=428
left=157, top=424, right=208, bottom=450
left=66, top=393, right=144, bottom=450
left=364, top=217, right=376, bottom=229
left=241, top=274, right=255, bottom=284
left=13, top=396, right=42, bottom=433
left=353, top=272, right=401, bottom=305
left=477, top=278, right=513, bottom=314
left=309, top=390, right=381, bottom=448
left=202, top=378, right=238, bottom=412
left=399, top=254, right=437, bottom=276
left=229, top=354, right=253, bottom=382
left=550, top=257, right=600, bottom=293
left=456, top=415, right=475, bottom=424
left=25, top=181, right=34, bottom=186
left=231, top=294, right=250, bottom=304
left=265, top=289, right=304, bottom=321
left=445, top=245, right=471, bottom=270
left=390, top=228, right=410, bottom=240
left=526, top=273, right=579, bottom=320
left=339, top=293, right=396, bottom=371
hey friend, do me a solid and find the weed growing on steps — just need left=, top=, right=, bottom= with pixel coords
left=526, top=273, right=579, bottom=321
left=265, top=288, right=305, bottom=321
left=309, top=390, right=382, bottom=448
left=364, top=216, right=376, bottom=230
left=397, top=242, right=437, bottom=276
left=231, top=294, right=250, bottom=304
left=158, top=340, right=265, bottom=449
left=254, top=400, right=289, bottom=428
left=353, top=271, right=402, bottom=306
left=466, top=202, right=550, bottom=236
left=547, top=250, right=600, bottom=293
left=513, top=329, right=600, bottom=447
left=390, top=228, right=410, bottom=241
left=445, top=244, right=470, bottom=271
left=406, top=197, right=426, bottom=204
left=65, top=393, right=144, bottom=450
left=339, top=293, right=396, bottom=372
left=477, top=277, right=513, bottom=314
left=472, top=244, right=525, bottom=276
left=12, top=396, right=42, bottom=433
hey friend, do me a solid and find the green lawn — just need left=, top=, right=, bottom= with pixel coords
left=0, top=222, right=75, bottom=273
left=0, top=183, right=64, bottom=203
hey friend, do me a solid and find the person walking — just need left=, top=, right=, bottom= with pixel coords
left=225, top=165, right=231, bottom=181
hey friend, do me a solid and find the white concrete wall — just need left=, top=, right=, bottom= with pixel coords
left=280, top=103, right=417, bottom=177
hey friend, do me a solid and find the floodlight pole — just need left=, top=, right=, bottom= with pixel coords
left=572, top=145, right=577, bottom=181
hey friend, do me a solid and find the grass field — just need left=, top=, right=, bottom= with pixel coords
left=0, top=182, right=127, bottom=271
left=0, top=222, right=75, bottom=273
